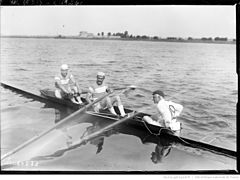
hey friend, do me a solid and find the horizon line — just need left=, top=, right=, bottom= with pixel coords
left=0, top=34, right=236, bottom=40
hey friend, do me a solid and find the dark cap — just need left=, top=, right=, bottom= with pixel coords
left=152, top=90, right=165, bottom=97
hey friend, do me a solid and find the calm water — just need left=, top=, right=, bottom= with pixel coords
left=0, top=37, right=237, bottom=171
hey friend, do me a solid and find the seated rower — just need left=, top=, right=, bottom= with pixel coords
left=143, top=90, right=183, bottom=131
left=87, top=72, right=128, bottom=117
left=55, top=64, right=83, bottom=104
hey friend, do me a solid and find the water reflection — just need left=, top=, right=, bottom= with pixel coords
left=80, top=121, right=105, bottom=154
left=149, top=137, right=173, bottom=164
left=54, top=108, right=74, bottom=124
left=31, top=102, right=179, bottom=165
left=41, top=100, right=75, bottom=123
left=30, top=122, right=117, bottom=161
left=116, top=124, right=176, bottom=164
left=80, top=121, right=118, bottom=154
left=53, top=107, right=118, bottom=153
left=41, top=101, right=78, bottom=148
left=27, top=99, right=180, bottom=164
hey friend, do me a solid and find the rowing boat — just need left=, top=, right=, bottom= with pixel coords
left=1, top=82, right=236, bottom=159
left=40, top=88, right=174, bottom=135
left=40, top=88, right=236, bottom=159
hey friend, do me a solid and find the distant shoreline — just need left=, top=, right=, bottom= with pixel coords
left=1, top=35, right=236, bottom=45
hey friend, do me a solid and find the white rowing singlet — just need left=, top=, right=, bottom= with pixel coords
left=55, top=73, right=74, bottom=88
left=89, top=84, right=108, bottom=99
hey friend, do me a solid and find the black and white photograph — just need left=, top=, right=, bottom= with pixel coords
left=0, top=5, right=237, bottom=172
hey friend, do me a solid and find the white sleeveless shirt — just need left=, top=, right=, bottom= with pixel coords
left=89, top=84, right=108, bottom=99
left=55, top=73, right=74, bottom=89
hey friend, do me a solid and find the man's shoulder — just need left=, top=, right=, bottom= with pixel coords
left=167, top=101, right=183, bottom=109
left=166, top=100, right=173, bottom=104
left=157, top=100, right=170, bottom=109
left=166, top=101, right=177, bottom=107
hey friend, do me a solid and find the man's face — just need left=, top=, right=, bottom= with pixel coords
left=61, top=69, right=68, bottom=77
left=96, top=75, right=105, bottom=85
left=153, top=94, right=161, bottom=104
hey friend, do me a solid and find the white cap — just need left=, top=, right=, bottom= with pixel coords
left=97, top=72, right=105, bottom=76
left=61, top=64, right=69, bottom=70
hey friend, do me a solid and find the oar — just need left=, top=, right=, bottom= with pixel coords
left=40, top=112, right=140, bottom=158
left=80, top=85, right=137, bottom=94
left=1, top=91, right=114, bottom=161
left=79, top=112, right=140, bottom=144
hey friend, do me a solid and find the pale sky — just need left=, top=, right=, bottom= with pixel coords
left=0, top=6, right=236, bottom=39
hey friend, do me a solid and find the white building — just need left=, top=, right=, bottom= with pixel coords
left=79, top=31, right=88, bottom=37
left=79, top=31, right=95, bottom=38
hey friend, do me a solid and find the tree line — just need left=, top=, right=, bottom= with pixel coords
left=97, top=31, right=159, bottom=39
left=97, top=31, right=235, bottom=41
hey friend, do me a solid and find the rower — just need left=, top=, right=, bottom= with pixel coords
left=87, top=72, right=128, bottom=117
left=143, top=90, right=183, bottom=131
left=55, top=64, right=83, bottom=104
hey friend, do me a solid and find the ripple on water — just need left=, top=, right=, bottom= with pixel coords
left=1, top=106, right=21, bottom=113
left=208, top=121, right=229, bottom=128
left=15, top=68, right=28, bottom=71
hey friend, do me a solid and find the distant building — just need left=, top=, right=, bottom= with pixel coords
left=79, top=31, right=94, bottom=38
left=87, top=33, right=94, bottom=38
left=79, top=31, right=88, bottom=37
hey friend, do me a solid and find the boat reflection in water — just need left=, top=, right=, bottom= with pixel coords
left=54, top=104, right=177, bottom=165
left=149, top=137, right=173, bottom=164
left=80, top=121, right=119, bottom=154
left=52, top=103, right=119, bottom=154
left=115, top=123, right=177, bottom=164
left=28, top=100, right=177, bottom=165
